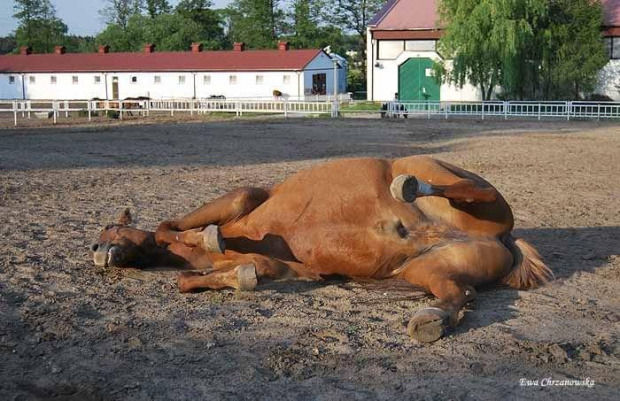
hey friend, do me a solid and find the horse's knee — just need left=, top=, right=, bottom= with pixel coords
left=230, top=187, right=269, bottom=215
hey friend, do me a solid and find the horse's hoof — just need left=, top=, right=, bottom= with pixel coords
left=200, top=225, right=225, bottom=254
left=237, top=264, right=257, bottom=291
left=407, top=307, right=451, bottom=343
left=390, top=175, right=419, bottom=203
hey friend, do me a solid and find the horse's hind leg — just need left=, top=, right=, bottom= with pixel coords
left=390, top=155, right=513, bottom=237
left=396, top=239, right=513, bottom=343
left=391, top=155, right=498, bottom=203
left=155, top=187, right=269, bottom=251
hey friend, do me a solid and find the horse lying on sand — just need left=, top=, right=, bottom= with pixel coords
left=91, top=156, right=552, bottom=343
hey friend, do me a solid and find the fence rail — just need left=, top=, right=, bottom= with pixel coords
left=384, top=100, right=620, bottom=120
left=2, top=98, right=620, bottom=126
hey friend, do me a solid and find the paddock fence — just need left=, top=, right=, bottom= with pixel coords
left=1, top=98, right=620, bottom=126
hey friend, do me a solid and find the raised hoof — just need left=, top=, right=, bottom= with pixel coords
left=407, top=307, right=452, bottom=343
left=390, top=175, right=419, bottom=203
left=200, top=225, right=225, bottom=254
left=237, top=264, right=257, bottom=292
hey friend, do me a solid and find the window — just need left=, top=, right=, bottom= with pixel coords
left=229, top=75, right=237, bottom=84
left=94, top=76, right=101, bottom=84
left=255, top=75, right=264, bottom=85
left=29, top=76, right=36, bottom=84
left=154, top=76, right=161, bottom=84
left=283, top=75, right=291, bottom=84
left=405, top=40, right=436, bottom=52
left=612, top=37, right=620, bottom=60
left=203, top=75, right=211, bottom=85
left=131, top=76, right=138, bottom=84
left=378, top=40, right=404, bottom=59
left=604, top=37, right=612, bottom=59
left=9, top=76, right=15, bottom=84
left=72, top=76, right=78, bottom=84
left=50, top=76, right=57, bottom=85
left=178, top=75, right=186, bottom=84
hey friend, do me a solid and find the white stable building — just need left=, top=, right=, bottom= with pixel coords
left=367, top=0, right=620, bottom=102
left=0, top=42, right=345, bottom=100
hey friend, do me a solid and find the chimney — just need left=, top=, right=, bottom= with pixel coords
left=54, top=46, right=66, bottom=55
left=98, top=45, right=110, bottom=54
left=20, top=46, right=32, bottom=55
left=143, top=43, right=155, bottom=54
left=277, top=41, right=290, bottom=51
left=233, top=42, right=245, bottom=52
left=191, top=42, right=203, bottom=53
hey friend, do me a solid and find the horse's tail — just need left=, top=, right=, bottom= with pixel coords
left=501, top=234, right=553, bottom=289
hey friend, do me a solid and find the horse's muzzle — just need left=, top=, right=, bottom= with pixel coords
left=92, top=243, right=122, bottom=268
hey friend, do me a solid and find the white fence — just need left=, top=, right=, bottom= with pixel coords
left=383, top=101, right=620, bottom=120
left=2, top=98, right=620, bottom=126
left=0, top=98, right=335, bottom=126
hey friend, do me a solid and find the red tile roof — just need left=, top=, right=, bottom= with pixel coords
left=603, top=0, right=620, bottom=26
left=0, top=49, right=323, bottom=73
left=370, top=0, right=439, bottom=30
left=371, top=0, right=620, bottom=30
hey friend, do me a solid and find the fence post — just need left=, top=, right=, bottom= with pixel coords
left=190, top=99, right=194, bottom=116
left=119, top=100, right=123, bottom=120
left=27, top=100, right=31, bottom=119
left=538, top=103, right=541, bottom=120
left=284, top=100, right=288, bottom=119
left=427, top=102, right=431, bottom=119
left=481, top=101, right=485, bottom=120
left=566, top=101, right=571, bottom=121
left=445, top=102, right=449, bottom=120
left=88, top=100, right=92, bottom=122
left=53, top=101, right=57, bottom=124
left=64, top=100, right=69, bottom=118
left=597, top=103, right=601, bottom=121
left=13, top=100, right=17, bottom=126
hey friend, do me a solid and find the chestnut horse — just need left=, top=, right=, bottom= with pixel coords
left=91, top=156, right=551, bottom=342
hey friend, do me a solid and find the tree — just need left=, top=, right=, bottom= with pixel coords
left=100, top=0, right=143, bottom=30
left=225, top=0, right=284, bottom=48
left=144, top=0, right=171, bottom=18
left=0, top=36, right=17, bottom=55
left=330, top=0, right=385, bottom=76
left=435, top=0, right=548, bottom=101
left=13, top=0, right=68, bottom=53
left=175, top=0, right=226, bottom=49
left=542, top=0, right=608, bottom=99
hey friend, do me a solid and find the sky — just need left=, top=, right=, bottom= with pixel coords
left=0, top=0, right=233, bottom=36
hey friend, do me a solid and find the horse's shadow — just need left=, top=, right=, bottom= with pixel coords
left=455, top=225, right=619, bottom=336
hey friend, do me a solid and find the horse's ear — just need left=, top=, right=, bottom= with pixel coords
left=117, top=208, right=132, bottom=225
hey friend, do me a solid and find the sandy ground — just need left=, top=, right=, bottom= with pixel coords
left=0, top=118, right=619, bottom=400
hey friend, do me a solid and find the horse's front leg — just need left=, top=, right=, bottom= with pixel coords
left=155, top=187, right=270, bottom=253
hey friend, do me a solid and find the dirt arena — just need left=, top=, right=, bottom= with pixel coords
left=0, top=117, right=618, bottom=400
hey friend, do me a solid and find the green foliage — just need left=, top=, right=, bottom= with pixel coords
left=13, top=0, right=68, bottom=53
left=99, top=0, right=143, bottom=29
left=144, top=0, right=171, bottom=18
left=224, top=0, right=284, bottom=49
left=0, top=37, right=17, bottom=55
left=437, top=0, right=608, bottom=100
left=436, top=0, right=547, bottom=101
left=542, top=0, right=608, bottom=99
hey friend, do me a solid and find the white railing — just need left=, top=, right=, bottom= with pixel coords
left=3, top=98, right=620, bottom=126
left=0, top=98, right=335, bottom=126
left=384, top=101, right=620, bottom=120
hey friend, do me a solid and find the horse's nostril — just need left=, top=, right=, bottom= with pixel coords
left=91, top=244, right=99, bottom=252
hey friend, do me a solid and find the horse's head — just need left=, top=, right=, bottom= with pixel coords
left=91, top=209, right=156, bottom=268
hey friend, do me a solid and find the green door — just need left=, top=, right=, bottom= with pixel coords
left=398, top=58, right=440, bottom=101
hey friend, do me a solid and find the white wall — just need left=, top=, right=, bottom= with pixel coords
left=369, top=47, right=482, bottom=101
left=0, top=52, right=347, bottom=100
left=596, top=60, right=620, bottom=101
